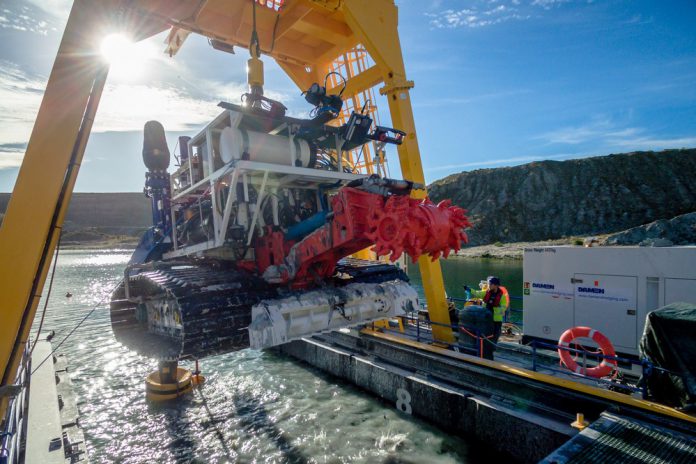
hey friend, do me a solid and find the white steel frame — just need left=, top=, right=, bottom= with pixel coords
left=164, top=109, right=366, bottom=259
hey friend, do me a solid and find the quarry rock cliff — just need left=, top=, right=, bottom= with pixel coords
left=428, top=149, right=696, bottom=246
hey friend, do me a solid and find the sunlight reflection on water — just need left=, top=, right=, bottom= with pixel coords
left=34, top=249, right=504, bottom=463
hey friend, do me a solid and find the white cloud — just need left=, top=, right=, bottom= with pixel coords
left=606, top=128, right=642, bottom=138
left=623, top=13, right=654, bottom=26
left=426, top=153, right=576, bottom=172
left=607, top=136, right=696, bottom=150
left=485, top=5, right=507, bottom=15
left=426, top=0, right=587, bottom=29
left=534, top=118, right=696, bottom=152
left=535, top=118, right=613, bottom=144
left=94, top=83, right=241, bottom=132
left=0, top=61, right=46, bottom=154
left=0, top=62, right=247, bottom=135
left=0, top=152, right=24, bottom=169
left=0, top=0, right=64, bottom=35
left=26, top=0, right=72, bottom=19
left=0, top=56, right=295, bottom=169
left=425, top=1, right=531, bottom=29
left=0, top=143, right=26, bottom=169
left=413, top=89, right=531, bottom=108
left=426, top=126, right=696, bottom=174
left=531, top=0, right=570, bottom=9
left=0, top=3, right=57, bottom=35
left=427, top=6, right=531, bottom=29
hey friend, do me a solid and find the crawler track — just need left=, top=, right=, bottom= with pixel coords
left=110, top=259, right=409, bottom=359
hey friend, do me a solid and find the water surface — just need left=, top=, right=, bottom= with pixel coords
left=34, top=249, right=514, bottom=463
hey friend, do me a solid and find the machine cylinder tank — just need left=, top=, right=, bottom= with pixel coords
left=178, top=136, right=191, bottom=163
left=457, top=305, right=495, bottom=360
left=220, top=126, right=314, bottom=167
left=142, top=120, right=170, bottom=171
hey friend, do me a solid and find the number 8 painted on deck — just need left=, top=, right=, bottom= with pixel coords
left=396, top=388, right=412, bottom=414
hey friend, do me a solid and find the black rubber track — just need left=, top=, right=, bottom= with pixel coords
left=110, top=259, right=408, bottom=359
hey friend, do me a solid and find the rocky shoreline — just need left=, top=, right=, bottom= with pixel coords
left=454, top=210, right=696, bottom=260
left=61, top=241, right=139, bottom=250
left=604, top=212, right=696, bottom=247
left=455, top=238, right=589, bottom=260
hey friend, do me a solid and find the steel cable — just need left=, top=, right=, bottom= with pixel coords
left=29, top=278, right=123, bottom=376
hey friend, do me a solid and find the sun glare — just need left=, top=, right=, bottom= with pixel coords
left=100, top=33, right=155, bottom=81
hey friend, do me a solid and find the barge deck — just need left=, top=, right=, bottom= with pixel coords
left=278, top=326, right=696, bottom=463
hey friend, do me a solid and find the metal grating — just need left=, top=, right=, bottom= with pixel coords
left=326, top=45, right=389, bottom=177
left=251, top=1, right=388, bottom=176
left=254, top=2, right=389, bottom=177
left=542, top=412, right=696, bottom=464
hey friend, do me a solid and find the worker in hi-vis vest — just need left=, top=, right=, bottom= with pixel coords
left=463, top=276, right=508, bottom=344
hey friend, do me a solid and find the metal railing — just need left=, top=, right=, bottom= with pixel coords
left=528, top=340, right=683, bottom=400
left=372, top=310, right=682, bottom=401
left=382, top=312, right=497, bottom=358
left=0, top=345, right=30, bottom=464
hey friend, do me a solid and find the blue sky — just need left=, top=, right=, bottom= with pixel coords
left=0, top=0, right=695, bottom=192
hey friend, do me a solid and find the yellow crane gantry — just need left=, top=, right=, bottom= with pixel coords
left=0, top=0, right=454, bottom=415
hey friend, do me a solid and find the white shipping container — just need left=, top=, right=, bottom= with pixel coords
left=522, top=246, right=696, bottom=357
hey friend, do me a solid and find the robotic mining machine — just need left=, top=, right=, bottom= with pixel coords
left=109, top=80, right=469, bottom=378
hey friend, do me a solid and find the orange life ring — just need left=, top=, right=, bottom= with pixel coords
left=558, top=326, right=617, bottom=378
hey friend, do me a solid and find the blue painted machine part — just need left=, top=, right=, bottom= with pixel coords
left=145, top=172, right=171, bottom=231
left=129, top=171, right=174, bottom=266
left=128, top=227, right=170, bottom=266
left=285, top=211, right=328, bottom=242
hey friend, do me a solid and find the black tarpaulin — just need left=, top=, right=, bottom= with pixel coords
left=639, top=302, right=696, bottom=408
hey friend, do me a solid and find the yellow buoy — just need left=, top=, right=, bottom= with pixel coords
left=145, top=360, right=194, bottom=402
left=191, top=373, right=206, bottom=386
